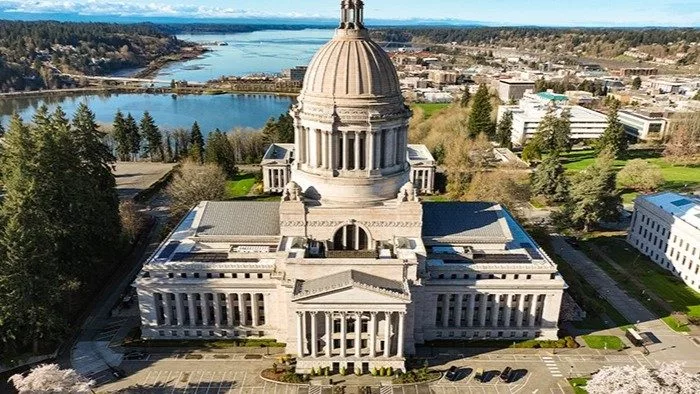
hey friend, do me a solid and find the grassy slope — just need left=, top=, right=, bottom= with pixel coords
left=225, top=172, right=257, bottom=198
left=581, top=235, right=700, bottom=318
left=411, top=103, right=450, bottom=119
left=581, top=335, right=624, bottom=350
left=560, top=149, right=700, bottom=203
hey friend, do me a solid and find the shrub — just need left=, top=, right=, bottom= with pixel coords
left=279, top=372, right=308, bottom=383
left=387, top=366, right=393, bottom=376
left=379, top=367, right=386, bottom=376
left=370, top=367, right=377, bottom=376
left=355, top=367, right=362, bottom=376
left=324, top=367, right=330, bottom=376
left=340, top=366, right=347, bottom=376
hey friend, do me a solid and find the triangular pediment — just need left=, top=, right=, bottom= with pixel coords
left=294, top=285, right=409, bottom=304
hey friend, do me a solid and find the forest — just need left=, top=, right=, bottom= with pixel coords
left=0, top=20, right=191, bottom=92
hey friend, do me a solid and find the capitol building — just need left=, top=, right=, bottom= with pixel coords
left=136, top=0, right=565, bottom=373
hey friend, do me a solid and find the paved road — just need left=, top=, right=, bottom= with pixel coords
left=551, top=235, right=657, bottom=324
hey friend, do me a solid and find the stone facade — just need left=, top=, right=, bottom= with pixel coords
left=135, top=0, right=565, bottom=374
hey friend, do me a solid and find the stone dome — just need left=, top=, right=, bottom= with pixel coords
left=301, top=29, right=401, bottom=99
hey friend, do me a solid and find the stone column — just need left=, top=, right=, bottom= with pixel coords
left=516, top=295, right=525, bottom=328
left=368, top=131, right=376, bottom=171
left=342, top=131, right=349, bottom=170
left=227, top=294, right=235, bottom=326
left=321, top=131, right=328, bottom=170
left=541, top=292, right=563, bottom=329
left=294, top=125, right=300, bottom=162
left=397, top=312, right=405, bottom=358
left=454, top=294, right=463, bottom=327
left=503, top=295, right=513, bottom=328
left=325, top=312, right=332, bottom=357
left=296, top=311, right=304, bottom=356
left=383, top=312, right=392, bottom=357
left=315, top=129, right=322, bottom=168
left=163, top=293, right=172, bottom=325
left=354, top=312, right=362, bottom=357
left=238, top=293, right=247, bottom=326
left=188, top=294, right=197, bottom=326
left=354, top=131, right=361, bottom=170
left=528, top=295, right=538, bottom=327
left=175, top=293, right=184, bottom=326
left=466, top=294, right=476, bottom=327
left=263, top=169, right=270, bottom=191
left=369, top=312, right=377, bottom=357
left=478, top=294, right=488, bottom=327
left=340, top=312, right=347, bottom=357
left=328, top=132, right=336, bottom=170
left=310, top=312, right=318, bottom=357
left=387, top=129, right=395, bottom=167
left=213, top=293, right=222, bottom=328
left=376, top=130, right=383, bottom=169
left=442, top=294, right=450, bottom=327
left=491, top=294, right=500, bottom=328
left=395, top=130, right=402, bottom=165
left=251, top=293, right=260, bottom=327
left=200, top=293, right=209, bottom=326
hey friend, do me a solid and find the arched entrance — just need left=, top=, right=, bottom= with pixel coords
left=332, top=224, right=369, bottom=250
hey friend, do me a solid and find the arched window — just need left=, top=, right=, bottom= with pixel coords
left=333, top=224, right=368, bottom=250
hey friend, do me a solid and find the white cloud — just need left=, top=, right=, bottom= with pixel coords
left=0, top=0, right=325, bottom=18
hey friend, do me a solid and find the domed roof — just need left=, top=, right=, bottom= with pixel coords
left=302, top=29, right=401, bottom=99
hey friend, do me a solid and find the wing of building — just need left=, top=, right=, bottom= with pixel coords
left=136, top=0, right=565, bottom=374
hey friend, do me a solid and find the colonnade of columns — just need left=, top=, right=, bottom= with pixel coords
left=411, top=168, right=434, bottom=193
left=154, top=292, right=266, bottom=328
left=295, top=127, right=407, bottom=173
left=296, top=310, right=405, bottom=359
left=435, top=293, right=545, bottom=329
left=264, top=167, right=289, bottom=191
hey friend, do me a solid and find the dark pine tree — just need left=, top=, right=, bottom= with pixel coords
left=466, top=83, right=495, bottom=138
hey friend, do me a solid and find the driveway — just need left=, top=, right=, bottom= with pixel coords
left=550, top=235, right=657, bottom=324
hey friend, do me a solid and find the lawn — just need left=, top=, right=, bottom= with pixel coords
left=225, top=172, right=257, bottom=198
left=661, top=316, right=692, bottom=333
left=569, top=378, right=590, bottom=394
left=411, top=103, right=450, bottom=119
left=581, top=234, right=700, bottom=318
left=560, top=149, right=700, bottom=202
left=581, top=335, right=625, bottom=350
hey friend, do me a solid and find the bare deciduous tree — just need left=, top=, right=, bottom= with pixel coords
left=167, top=161, right=227, bottom=215
left=586, top=363, right=700, bottom=394
left=617, top=159, right=664, bottom=192
left=9, top=364, right=94, bottom=393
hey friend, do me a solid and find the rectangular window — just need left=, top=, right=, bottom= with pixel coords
left=526, top=274, right=532, bottom=279
left=181, top=273, right=187, bottom=278
left=514, top=274, right=519, bottom=279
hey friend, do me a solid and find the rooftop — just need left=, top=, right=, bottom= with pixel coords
left=194, top=201, right=281, bottom=237
left=422, top=202, right=513, bottom=243
left=639, top=192, right=700, bottom=231
left=262, top=143, right=294, bottom=163
left=293, top=270, right=408, bottom=300
left=407, top=144, right=436, bottom=164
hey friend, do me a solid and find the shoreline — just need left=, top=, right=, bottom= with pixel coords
left=0, top=86, right=300, bottom=99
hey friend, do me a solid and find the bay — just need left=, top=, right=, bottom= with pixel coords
left=155, top=29, right=334, bottom=82
left=0, top=93, right=294, bottom=134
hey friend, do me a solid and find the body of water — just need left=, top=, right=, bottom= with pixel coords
left=0, top=93, right=294, bottom=133
left=156, top=29, right=334, bottom=82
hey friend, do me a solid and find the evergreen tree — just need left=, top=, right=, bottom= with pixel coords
left=553, top=108, right=572, bottom=152
left=140, top=111, right=162, bottom=162
left=595, top=101, right=627, bottom=158
left=496, top=111, right=513, bottom=148
left=466, top=83, right=495, bottom=138
left=460, top=89, right=471, bottom=108
left=562, top=148, right=621, bottom=232
left=631, top=76, right=642, bottom=90
left=0, top=121, right=5, bottom=137
left=164, top=132, right=174, bottom=163
left=531, top=152, right=569, bottom=202
left=125, top=114, right=140, bottom=161
left=261, top=113, right=295, bottom=145
left=190, top=121, right=205, bottom=164
left=205, top=129, right=238, bottom=178
left=112, top=110, right=130, bottom=162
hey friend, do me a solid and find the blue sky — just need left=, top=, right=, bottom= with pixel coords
left=0, top=0, right=698, bottom=26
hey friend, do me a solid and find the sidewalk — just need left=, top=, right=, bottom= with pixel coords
left=551, top=235, right=657, bottom=324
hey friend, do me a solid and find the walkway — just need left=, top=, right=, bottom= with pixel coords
left=550, top=235, right=657, bottom=324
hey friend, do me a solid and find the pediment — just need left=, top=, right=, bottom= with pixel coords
left=294, top=285, right=409, bottom=304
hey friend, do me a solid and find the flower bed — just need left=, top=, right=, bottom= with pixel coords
left=260, top=368, right=309, bottom=384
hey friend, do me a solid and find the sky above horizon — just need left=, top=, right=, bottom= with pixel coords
left=0, top=0, right=699, bottom=26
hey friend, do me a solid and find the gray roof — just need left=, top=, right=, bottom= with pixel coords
left=293, top=270, right=408, bottom=300
left=195, top=201, right=280, bottom=236
left=422, top=202, right=512, bottom=242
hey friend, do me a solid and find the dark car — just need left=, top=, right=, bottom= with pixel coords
left=111, top=368, right=126, bottom=379
left=500, top=367, right=513, bottom=382
left=124, top=351, right=147, bottom=360
left=445, top=366, right=458, bottom=381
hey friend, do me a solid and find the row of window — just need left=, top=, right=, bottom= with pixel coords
left=145, top=272, right=269, bottom=279
left=432, top=273, right=556, bottom=280
left=434, top=330, right=541, bottom=339
left=157, top=329, right=265, bottom=338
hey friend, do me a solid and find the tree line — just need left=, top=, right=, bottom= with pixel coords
left=0, top=104, right=124, bottom=356
left=0, top=20, right=189, bottom=92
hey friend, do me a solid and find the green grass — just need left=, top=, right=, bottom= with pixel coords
left=124, top=338, right=286, bottom=348
left=581, top=335, right=625, bottom=350
left=569, top=378, right=590, bottom=394
left=661, top=316, right=692, bottom=332
left=560, top=149, right=700, bottom=199
left=225, top=172, right=257, bottom=198
left=412, top=103, right=450, bottom=119
left=582, top=235, right=700, bottom=318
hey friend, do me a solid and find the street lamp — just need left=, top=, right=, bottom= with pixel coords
left=569, top=365, right=574, bottom=378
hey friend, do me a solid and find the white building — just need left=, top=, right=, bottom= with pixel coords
left=497, top=80, right=536, bottom=102
left=136, top=1, right=565, bottom=374
left=627, top=192, right=700, bottom=291
left=498, top=96, right=609, bottom=147
left=618, top=110, right=667, bottom=142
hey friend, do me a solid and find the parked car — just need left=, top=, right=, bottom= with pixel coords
left=445, top=366, right=458, bottom=381
left=124, top=351, right=147, bottom=360
left=111, top=368, right=126, bottom=379
left=500, top=367, right=513, bottom=382
left=474, top=368, right=484, bottom=382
